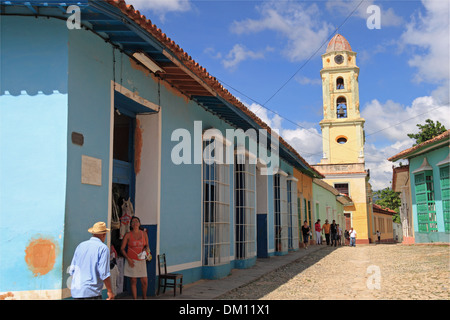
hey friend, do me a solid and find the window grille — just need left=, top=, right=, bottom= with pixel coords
left=334, top=183, right=349, bottom=195
left=234, top=153, right=256, bottom=260
left=415, top=171, right=438, bottom=233
left=287, top=179, right=299, bottom=250
left=274, top=173, right=288, bottom=252
left=203, top=139, right=230, bottom=266
left=440, top=165, right=450, bottom=232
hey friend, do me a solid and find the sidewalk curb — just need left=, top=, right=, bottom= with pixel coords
left=149, top=245, right=329, bottom=300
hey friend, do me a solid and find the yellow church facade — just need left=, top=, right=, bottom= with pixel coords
left=312, top=34, right=374, bottom=244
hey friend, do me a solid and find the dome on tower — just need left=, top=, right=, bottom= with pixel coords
left=326, top=34, right=352, bottom=53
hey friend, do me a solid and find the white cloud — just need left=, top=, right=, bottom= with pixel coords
left=126, top=0, right=191, bottom=20
left=281, top=127, right=323, bottom=164
left=222, top=44, right=270, bottom=70
left=230, top=1, right=334, bottom=62
left=362, top=97, right=449, bottom=142
left=362, top=95, right=450, bottom=190
left=400, top=0, right=450, bottom=102
left=247, top=102, right=322, bottom=164
left=325, top=0, right=403, bottom=27
left=203, top=47, right=222, bottom=59
left=363, top=0, right=450, bottom=191
left=295, top=76, right=322, bottom=86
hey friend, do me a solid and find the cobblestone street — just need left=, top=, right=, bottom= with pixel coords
left=218, top=244, right=450, bottom=300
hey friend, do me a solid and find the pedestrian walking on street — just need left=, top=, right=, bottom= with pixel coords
left=69, top=222, right=114, bottom=300
left=301, top=221, right=311, bottom=249
left=330, top=220, right=337, bottom=247
left=322, top=220, right=331, bottom=245
left=349, top=227, right=357, bottom=247
left=377, top=230, right=381, bottom=243
left=344, top=229, right=350, bottom=245
left=337, top=224, right=342, bottom=246
left=315, top=219, right=322, bottom=245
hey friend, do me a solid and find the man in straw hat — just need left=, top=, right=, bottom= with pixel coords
left=69, top=222, right=114, bottom=300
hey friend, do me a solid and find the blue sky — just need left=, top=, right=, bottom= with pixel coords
left=127, top=0, right=450, bottom=190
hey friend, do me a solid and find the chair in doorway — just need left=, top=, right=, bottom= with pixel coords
left=157, top=253, right=183, bottom=296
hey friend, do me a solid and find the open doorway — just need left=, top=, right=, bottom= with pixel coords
left=256, top=165, right=268, bottom=258
left=109, top=85, right=160, bottom=298
left=110, top=110, right=135, bottom=297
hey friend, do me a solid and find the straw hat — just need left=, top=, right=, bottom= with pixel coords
left=88, top=222, right=110, bottom=234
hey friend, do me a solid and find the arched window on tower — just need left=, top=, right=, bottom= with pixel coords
left=337, top=97, right=347, bottom=118
left=336, top=77, right=344, bottom=89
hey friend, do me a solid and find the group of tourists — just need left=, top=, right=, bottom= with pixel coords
left=301, top=219, right=358, bottom=249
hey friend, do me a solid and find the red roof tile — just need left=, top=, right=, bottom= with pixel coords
left=326, top=34, right=352, bottom=53
left=388, top=130, right=450, bottom=162
left=373, top=203, right=396, bottom=215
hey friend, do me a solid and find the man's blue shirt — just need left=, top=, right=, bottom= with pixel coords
left=69, top=237, right=111, bottom=298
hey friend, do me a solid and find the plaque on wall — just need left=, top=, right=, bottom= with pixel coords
left=71, top=132, right=84, bottom=146
left=81, top=155, right=102, bottom=186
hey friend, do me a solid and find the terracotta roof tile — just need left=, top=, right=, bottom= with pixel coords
left=388, top=130, right=450, bottom=162
left=373, top=203, right=396, bottom=215
left=326, top=34, right=352, bottom=53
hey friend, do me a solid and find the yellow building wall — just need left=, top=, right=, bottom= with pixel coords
left=325, top=175, right=371, bottom=243
left=293, top=168, right=313, bottom=225
left=372, top=212, right=394, bottom=242
left=328, top=125, right=361, bottom=164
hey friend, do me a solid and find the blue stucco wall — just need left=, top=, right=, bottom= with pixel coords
left=62, top=24, right=116, bottom=288
left=410, top=146, right=450, bottom=243
left=160, top=93, right=236, bottom=279
left=0, top=16, right=68, bottom=293
left=0, top=13, right=294, bottom=296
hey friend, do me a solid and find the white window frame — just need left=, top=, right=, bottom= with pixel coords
left=202, top=134, right=231, bottom=266
left=234, top=149, right=256, bottom=260
left=274, top=170, right=288, bottom=252
left=287, top=176, right=299, bottom=250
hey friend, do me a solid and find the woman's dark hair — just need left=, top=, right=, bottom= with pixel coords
left=130, top=216, right=141, bottom=231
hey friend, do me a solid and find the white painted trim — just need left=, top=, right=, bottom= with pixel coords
left=156, top=108, right=162, bottom=256
left=107, top=81, right=115, bottom=248
left=114, top=82, right=159, bottom=112
left=202, top=129, right=233, bottom=146
left=234, top=146, right=257, bottom=160
left=275, top=169, right=288, bottom=177
left=165, top=260, right=202, bottom=275
left=324, top=172, right=367, bottom=179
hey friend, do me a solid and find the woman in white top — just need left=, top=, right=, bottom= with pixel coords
left=349, top=227, right=357, bottom=247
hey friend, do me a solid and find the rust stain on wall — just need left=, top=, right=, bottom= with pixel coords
left=25, top=238, right=57, bottom=277
left=135, top=118, right=143, bottom=175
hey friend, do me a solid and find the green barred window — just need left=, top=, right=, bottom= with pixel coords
left=415, top=171, right=438, bottom=233
left=440, top=165, right=450, bottom=232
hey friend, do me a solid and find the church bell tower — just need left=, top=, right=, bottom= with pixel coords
left=319, top=34, right=365, bottom=165
left=313, top=34, right=373, bottom=245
